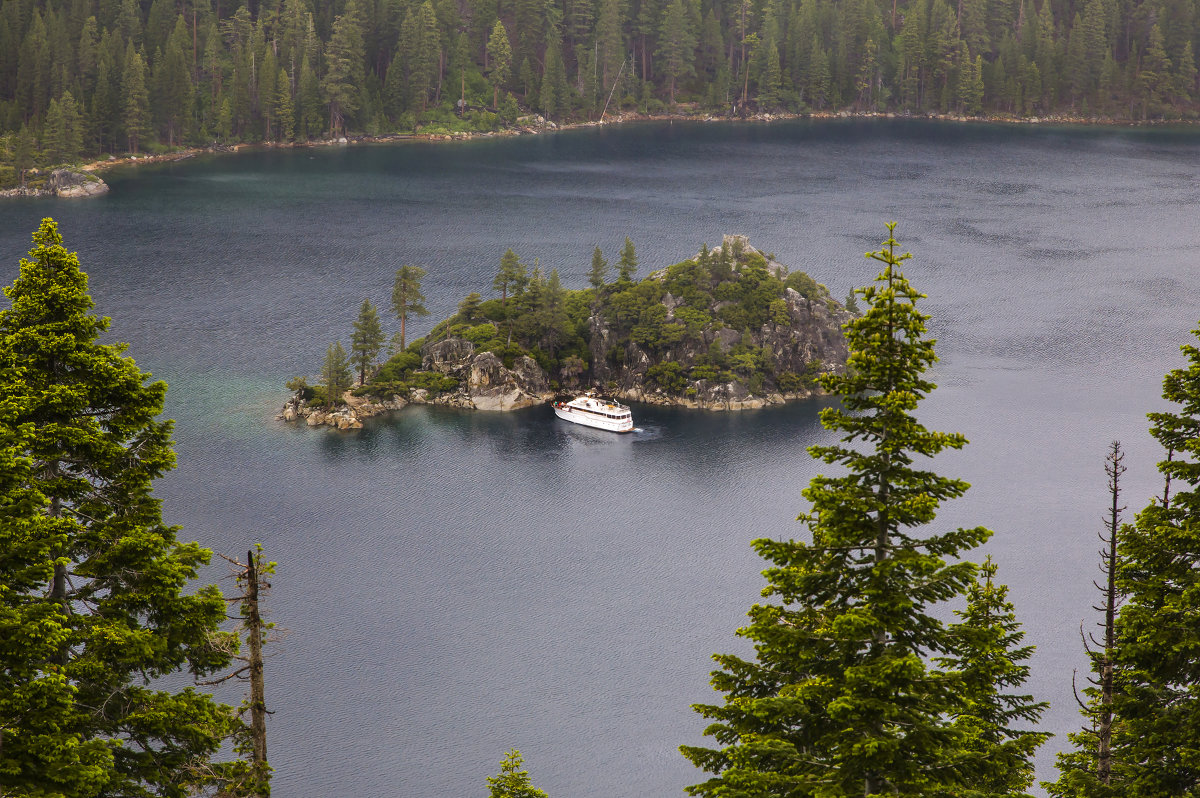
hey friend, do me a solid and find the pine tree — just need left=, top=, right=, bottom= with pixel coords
left=391, top=265, right=430, bottom=351
left=409, top=1, right=442, bottom=111
left=541, top=36, right=569, bottom=120
left=122, top=46, right=151, bottom=153
left=959, top=53, right=985, bottom=114
left=1110, top=322, right=1200, bottom=797
left=0, top=358, right=113, bottom=797
left=493, top=248, right=527, bottom=306
left=760, top=38, right=782, bottom=108
left=681, top=224, right=999, bottom=797
left=618, top=237, right=638, bottom=281
left=487, top=749, right=548, bottom=798
left=44, top=96, right=65, bottom=162
left=487, top=20, right=512, bottom=109
left=537, top=268, right=570, bottom=356
left=458, top=292, right=484, bottom=321
left=321, top=341, right=353, bottom=406
left=657, top=0, right=697, bottom=105
left=596, top=0, right=624, bottom=91
left=588, top=245, right=609, bottom=287
left=274, top=67, right=295, bottom=142
left=0, top=218, right=237, bottom=795
left=940, top=556, right=1049, bottom=797
left=323, top=0, right=366, bottom=135
left=157, top=18, right=193, bottom=147
left=350, top=299, right=385, bottom=384
left=200, top=544, right=276, bottom=798
left=298, top=54, right=322, bottom=139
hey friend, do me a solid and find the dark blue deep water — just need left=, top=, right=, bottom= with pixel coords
left=4, top=119, right=1200, bottom=797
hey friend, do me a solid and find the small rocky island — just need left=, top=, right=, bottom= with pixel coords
left=282, top=235, right=854, bottom=429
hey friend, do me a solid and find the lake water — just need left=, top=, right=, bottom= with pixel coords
left=3, top=119, right=1200, bottom=797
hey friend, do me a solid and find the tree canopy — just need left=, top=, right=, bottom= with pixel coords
left=680, top=224, right=1042, bottom=797
left=0, top=217, right=240, bottom=796
left=5, top=0, right=1200, bottom=187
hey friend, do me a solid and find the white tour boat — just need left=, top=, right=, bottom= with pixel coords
left=552, top=395, right=634, bottom=433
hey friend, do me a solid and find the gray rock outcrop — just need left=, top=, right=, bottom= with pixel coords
left=421, top=344, right=554, bottom=411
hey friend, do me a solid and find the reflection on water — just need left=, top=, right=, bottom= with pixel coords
left=2, top=119, right=1200, bottom=798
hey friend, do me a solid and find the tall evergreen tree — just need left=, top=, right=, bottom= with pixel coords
left=274, top=67, right=295, bottom=141
left=541, top=34, right=569, bottom=120
left=1110, top=322, right=1200, bottom=797
left=323, top=0, right=366, bottom=135
left=391, top=264, right=430, bottom=351
left=681, top=224, right=1002, bottom=797
left=0, top=218, right=238, bottom=796
left=618, top=237, right=638, bottom=281
left=657, top=0, right=697, bottom=104
left=321, top=341, right=353, bottom=406
left=350, top=298, right=385, bottom=384
left=940, top=556, right=1049, bottom=797
left=493, top=248, right=527, bottom=305
left=408, top=1, right=442, bottom=111
left=122, top=46, right=151, bottom=152
left=0, top=353, right=113, bottom=798
left=486, top=20, right=512, bottom=109
left=588, top=245, right=609, bottom=287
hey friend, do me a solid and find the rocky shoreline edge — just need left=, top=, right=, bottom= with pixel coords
left=0, top=167, right=110, bottom=199
left=280, top=375, right=824, bottom=431
left=281, top=332, right=828, bottom=431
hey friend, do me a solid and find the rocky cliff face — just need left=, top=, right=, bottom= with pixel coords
left=586, top=236, right=853, bottom=409
left=421, top=339, right=554, bottom=410
left=586, top=282, right=851, bottom=410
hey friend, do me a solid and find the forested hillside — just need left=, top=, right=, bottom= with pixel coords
left=2, top=0, right=1198, bottom=184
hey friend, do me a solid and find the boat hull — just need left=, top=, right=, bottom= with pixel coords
left=553, top=403, right=634, bottom=433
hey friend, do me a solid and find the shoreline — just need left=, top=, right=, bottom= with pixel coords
left=24, top=106, right=1198, bottom=189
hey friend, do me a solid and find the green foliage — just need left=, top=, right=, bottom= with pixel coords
left=286, top=376, right=318, bottom=402
left=618, top=237, right=638, bottom=282
left=350, top=299, right=385, bottom=384
left=486, top=22, right=513, bottom=109
left=321, top=341, right=353, bottom=407
left=392, top=264, right=430, bottom=351
left=845, top=290, right=861, bottom=313
left=0, top=0, right=1196, bottom=184
left=458, top=292, right=484, bottom=321
left=680, top=224, right=1030, bottom=797
left=406, top=370, right=459, bottom=394
left=588, top=246, right=609, bottom=288
left=487, top=749, right=547, bottom=798
left=939, top=556, right=1050, bottom=797
left=0, top=218, right=238, bottom=795
left=375, top=350, right=423, bottom=381
left=1107, top=321, right=1200, bottom=797
left=785, top=269, right=823, bottom=301
left=464, top=323, right=499, bottom=344
left=647, top=361, right=687, bottom=394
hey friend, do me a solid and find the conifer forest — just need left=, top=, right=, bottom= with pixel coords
left=2, top=0, right=1200, bottom=184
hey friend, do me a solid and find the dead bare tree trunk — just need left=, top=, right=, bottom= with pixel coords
left=245, top=549, right=268, bottom=789
left=1095, top=441, right=1125, bottom=784
left=205, top=546, right=276, bottom=797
